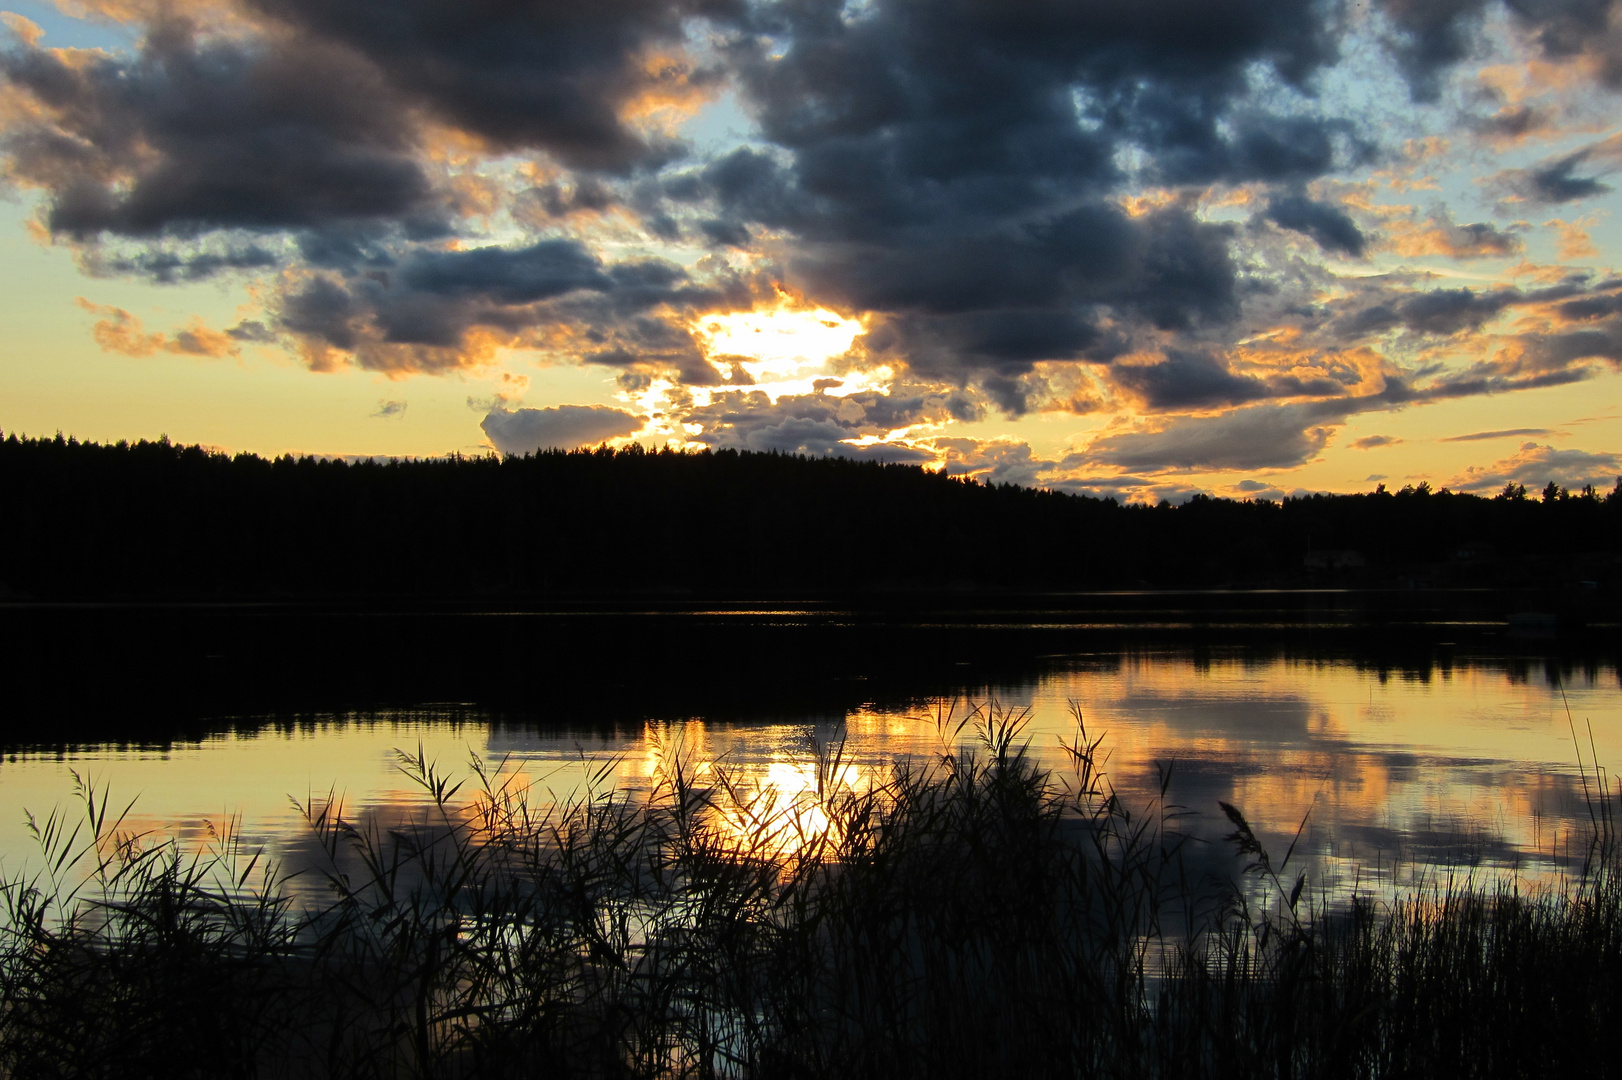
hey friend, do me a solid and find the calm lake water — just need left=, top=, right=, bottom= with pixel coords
left=2, top=595, right=1619, bottom=897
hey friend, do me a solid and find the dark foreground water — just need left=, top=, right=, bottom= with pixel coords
left=1, top=590, right=1618, bottom=896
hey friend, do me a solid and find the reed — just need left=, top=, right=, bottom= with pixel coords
left=1, top=704, right=1619, bottom=1079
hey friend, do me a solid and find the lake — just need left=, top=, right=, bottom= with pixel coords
left=1, top=592, right=1618, bottom=899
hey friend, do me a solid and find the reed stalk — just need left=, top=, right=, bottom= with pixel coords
left=1, top=703, right=1618, bottom=1079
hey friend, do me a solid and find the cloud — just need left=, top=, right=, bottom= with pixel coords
left=1440, top=427, right=1553, bottom=442
left=226, top=320, right=279, bottom=343
left=1377, top=0, right=1622, bottom=99
left=372, top=399, right=407, bottom=419
left=1046, top=475, right=1213, bottom=504
left=480, top=405, right=644, bottom=455
left=656, top=0, right=1371, bottom=397
left=76, top=299, right=238, bottom=358
left=245, top=0, right=728, bottom=172
left=1546, top=217, right=1600, bottom=260
left=0, top=2, right=751, bottom=378
left=1233, top=478, right=1286, bottom=501
left=1112, top=349, right=1272, bottom=410
left=1350, top=434, right=1401, bottom=449
left=706, top=414, right=937, bottom=462
left=1304, top=278, right=1622, bottom=405
left=268, top=240, right=726, bottom=374
left=1326, top=283, right=1530, bottom=342
left=681, top=386, right=954, bottom=461
left=1, top=24, right=438, bottom=241
left=5, top=0, right=1622, bottom=474
left=1449, top=442, right=1621, bottom=493
left=748, top=200, right=1246, bottom=394
left=1065, top=355, right=1604, bottom=477
left=1473, top=103, right=1551, bottom=145
left=1502, top=153, right=1612, bottom=204
left=1265, top=190, right=1367, bottom=256
left=1395, top=287, right=1519, bottom=334
left=935, top=438, right=1051, bottom=487
left=1385, top=212, right=1522, bottom=259
left=0, top=0, right=729, bottom=252
left=1078, top=402, right=1339, bottom=472
left=1376, top=0, right=1488, bottom=100
left=1516, top=320, right=1622, bottom=371
left=1490, top=134, right=1622, bottom=206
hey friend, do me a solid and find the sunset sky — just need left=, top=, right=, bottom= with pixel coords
left=4, top=0, right=1622, bottom=501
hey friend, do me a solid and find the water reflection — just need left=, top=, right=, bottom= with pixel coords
left=0, top=651, right=1618, bottom=902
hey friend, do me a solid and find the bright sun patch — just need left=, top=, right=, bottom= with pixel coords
left=696, top=306, right=862, bottom=370
left=692, top=301, right=880, bottom=401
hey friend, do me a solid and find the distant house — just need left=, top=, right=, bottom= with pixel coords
left=1304, top=549, right=1366, bottom=570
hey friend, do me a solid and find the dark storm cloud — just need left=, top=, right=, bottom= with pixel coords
left=270, top=238, right=724, bottom=372
left=1557, top=292, right=1622, bottom=321
left=1377, top=0, right=1490, bottom=100
left=400, top=241, right=615, bottom=304
left=825, top=205, right=1238, bottom=331
left=1329, top=303, right=1402, bottom=339
left=1395, top=287, right=1519, bottom=334
left=1518, top=321, right=1622, bottom=369
left=243, top=0, right=739, bottom=172
left=519, top=178, right=619, bottom=221
left=278, top=276, right=364, bottom=352
left=0, top=21, right=438, bottom=242
left=1264, top=190, right=1367, bottom=256
left=0, top=0, right=749, bottom=293
left=738, top=0, right=1346, bottom=163
left=1148, top=114, right=1363, bottom=187
left=1326, top=283, right=1547, bottom=343
left=1377, top=0, right=1622, bottom=98
left=1113, top=350, right=1270, bottom=410
left=781, top=202, right=1241, bottom=393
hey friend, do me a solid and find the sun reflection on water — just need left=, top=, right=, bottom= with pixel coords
left=1, top=654, right=1618, bottom=907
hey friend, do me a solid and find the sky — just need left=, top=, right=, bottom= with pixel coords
left=3, top=0, right=1622, bottom=501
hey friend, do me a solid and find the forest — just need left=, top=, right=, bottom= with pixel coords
left=2, top=432, right=1620, bottom=600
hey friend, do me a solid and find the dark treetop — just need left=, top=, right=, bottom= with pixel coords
left=3, top=432, right=1620, bottom=601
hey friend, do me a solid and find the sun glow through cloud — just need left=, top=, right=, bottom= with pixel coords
left=692, top=301, right=873, bottom=401
left=617, top=299, right=906, bottom=452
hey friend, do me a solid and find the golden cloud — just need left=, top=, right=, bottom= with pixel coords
left=77, top=298, right=239, bottom=358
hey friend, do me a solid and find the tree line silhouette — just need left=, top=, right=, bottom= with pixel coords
left=2, top=432, right=1620, bottom=600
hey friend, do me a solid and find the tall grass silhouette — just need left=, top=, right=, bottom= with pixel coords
left=2, top=702, right=1619, bottom=1078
